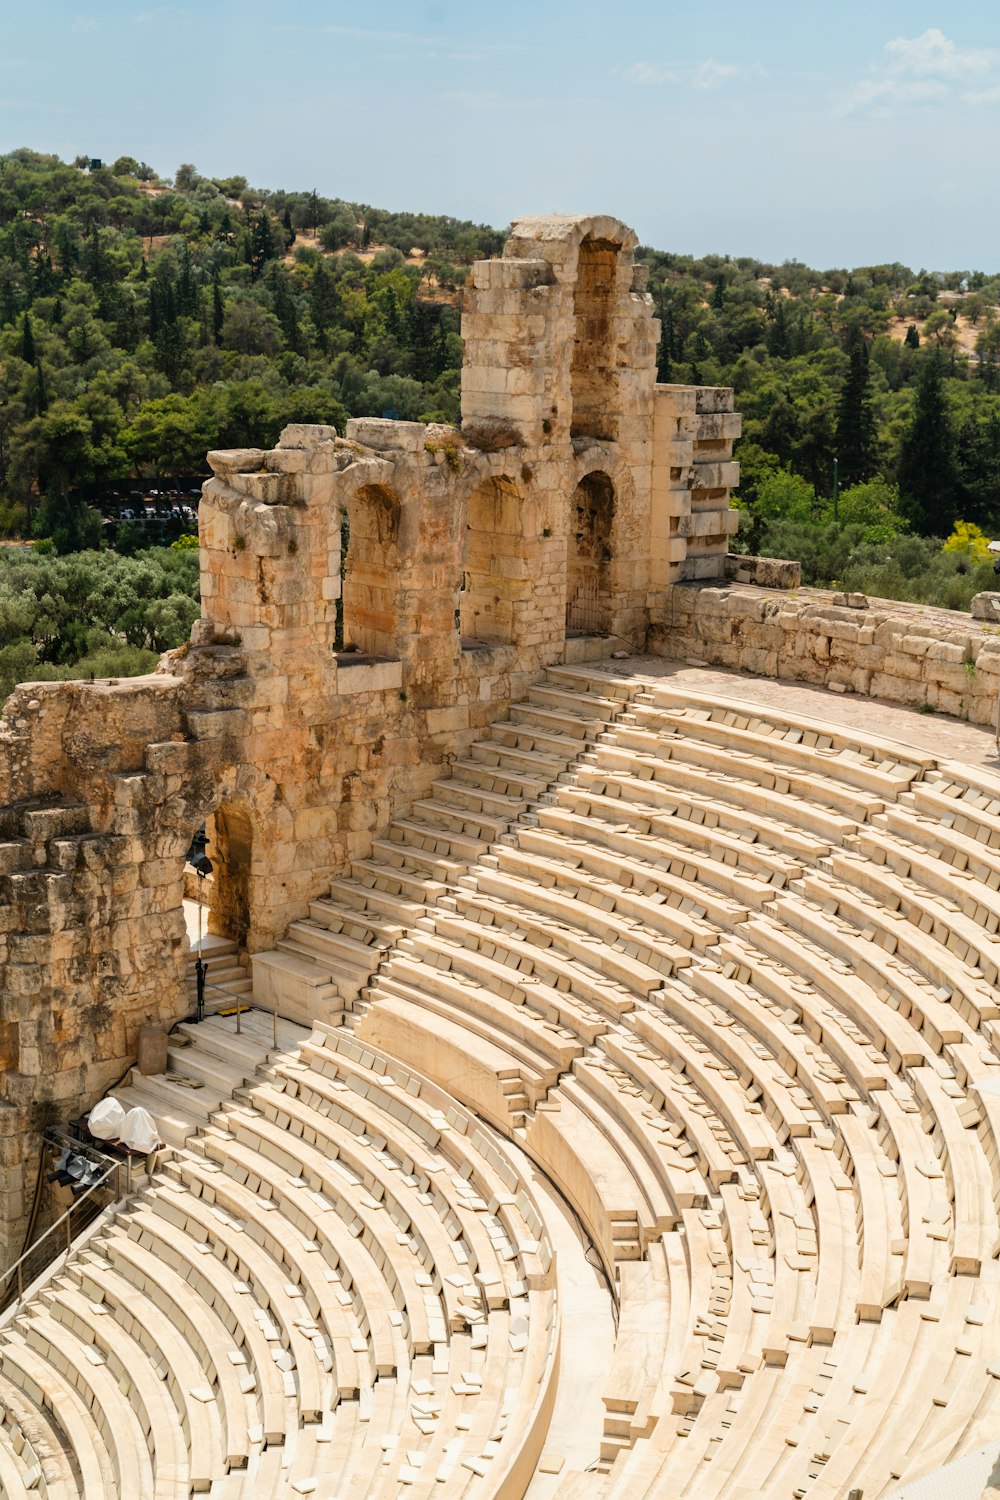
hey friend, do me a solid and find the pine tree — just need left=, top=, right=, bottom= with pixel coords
left=956, top=411, right=1000, bottom=524
left=268, top=266, right=301, bottom=352
left=20, top=311, right=35, bottom=365
left=83, top=224, right=109, bottom=288
left=249, top=213, right=277, bottom=280
left=176, top=244, right=197, bottom=317
left=34, top=359, right=48, bottom=415
left=655, top=291, right=675, bottom=381
left=153, top=284, right=183, bottom=382
left=30, top=253, right=56, bottom=298
left=835, top=334, right=876, bottom=486
left=212, top=275, right=224, bottom=347
left=310, top=261, right=339, bottom=351
left=767, top=301, right=790, bottom=358
left=897, top=350, right=958, bottom=534
left=904, top=324, right=920, bottom=349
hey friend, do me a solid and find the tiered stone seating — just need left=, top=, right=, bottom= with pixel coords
left=0, top=1368, right=80, bottom=1499
left=253, top=682, right=617, bottom=1018
left=0, top=1018, right=558, bottom=1500
left=11, top=663, right=1000, bottom=1499
left=354, top=663, right=1000, bottom=1498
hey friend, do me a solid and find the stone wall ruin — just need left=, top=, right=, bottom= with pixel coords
left=0, top=211, right=746, bottom=1261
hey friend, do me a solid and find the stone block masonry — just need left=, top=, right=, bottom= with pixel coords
left=654, top=583, right=1000, bottom=727
left=0, top=212, right=733, bottom=1261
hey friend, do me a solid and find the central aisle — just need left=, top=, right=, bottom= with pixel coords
left=511, top=1141, right=616, bottom=1498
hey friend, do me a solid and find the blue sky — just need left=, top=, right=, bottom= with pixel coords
left=4, top=1, right=1000, bottom=270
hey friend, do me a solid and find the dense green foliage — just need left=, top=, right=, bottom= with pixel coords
left=642, top=244, right=1000, bottom=599
left=0, top=149, right=502, bottom=535
left=0, top=543, right=199, bottom=699
left=3, top=146, right=1000, bottom=655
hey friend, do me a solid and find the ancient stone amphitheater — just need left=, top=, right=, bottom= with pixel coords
left=3, top=215, right=1000, bottom=1500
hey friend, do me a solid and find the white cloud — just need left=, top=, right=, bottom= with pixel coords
left=846, top=77, right=950, bottom=111
left=843, top=28, right=998, bottom=114
left=71, top=16, right=96, bottom=32
left=618, top=62, right=680, bottom=86
left=615, top=58, right=762, bottom=90
left=693, top=60, right=742, bottom=91
left=884, top=28, right=994, bottom=80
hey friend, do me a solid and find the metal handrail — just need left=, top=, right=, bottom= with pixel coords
left=195, top=976, right=281, bottom=1048
left=0, top=1152, right=130, bottom=1312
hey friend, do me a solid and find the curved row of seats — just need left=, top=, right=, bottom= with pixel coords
left=0, top=1019, right=558, bottom=1499
left=353, top=664, right=1000, bottom=1499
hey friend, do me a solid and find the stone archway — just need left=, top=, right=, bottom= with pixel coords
left=206, top=802, right=254, bottom=946
left=566, top=471, right=615, bottom=636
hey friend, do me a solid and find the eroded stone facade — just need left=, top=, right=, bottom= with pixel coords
left=0, top=213, right=745, bottom=1262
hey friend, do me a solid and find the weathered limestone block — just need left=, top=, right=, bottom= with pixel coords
left=345, top=418, right=427, bottom=454
left=971, top=591, right=1000, bottom=621
left=724, top=555, right=800, bottom=589
left=207, top=448, right=266, bottom=474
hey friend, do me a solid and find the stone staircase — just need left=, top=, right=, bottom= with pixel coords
left=109, top=941, right=258, bottom=1151
left=254, top=680, right=625, bottom=1021
left=183, top=935, right=253, bottom=1013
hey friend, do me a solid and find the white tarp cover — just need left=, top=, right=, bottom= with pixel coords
left=119, top=1106, right=159, bottom=1154
left=88, top=1097, right=126, bottom=1140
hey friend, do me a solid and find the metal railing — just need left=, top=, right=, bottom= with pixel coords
left=194, top=975, right=281, bottom=1048
left=0, top=1134, right=132, bottom=1317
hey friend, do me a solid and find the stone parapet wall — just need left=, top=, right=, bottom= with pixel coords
left=654, top=583, right=1000, bottom=726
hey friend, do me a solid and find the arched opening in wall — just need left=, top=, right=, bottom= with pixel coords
left=570, top=237, right=621, bottom=443
left=459, top=476, right=521, bottom=647
left=180, top=805, right=253, bottom=1013
left=566, top=471, right=615, bottom=637
left=335, top=484, right=401, bottom=659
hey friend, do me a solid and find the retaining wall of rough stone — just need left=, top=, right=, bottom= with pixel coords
left=655, top=583, right=1000, bottom=727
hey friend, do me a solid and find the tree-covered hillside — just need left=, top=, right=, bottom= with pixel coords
left=0, top=542, right=199, bottom=699
left=641, top=246, right=1000, bottom=537
left=2, top=146, right=1000, bottom=617
left=0, top=149, right=502, bottom=538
